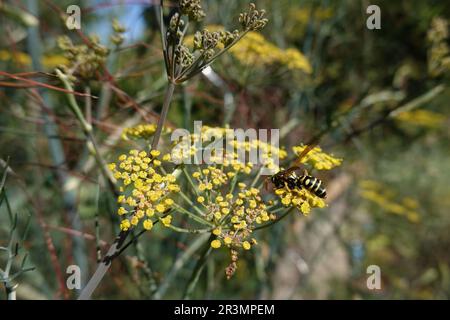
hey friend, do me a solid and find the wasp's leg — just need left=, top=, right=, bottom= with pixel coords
left=283, top=181, right=292, bottom=191
left=264, top=177, right=269, bottom=191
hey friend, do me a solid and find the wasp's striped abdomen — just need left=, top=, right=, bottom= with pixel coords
left=298, top=175, right=327, bottom=198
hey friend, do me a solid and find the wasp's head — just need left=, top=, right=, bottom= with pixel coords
left=270, top=172, right=285, bottom=189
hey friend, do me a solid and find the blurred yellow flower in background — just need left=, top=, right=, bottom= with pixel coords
left=360, top=180, right=421, bottom=223
left=396, top=109, right=446, bottom=129
left=0, top=50, right=68, bottom=69
left=184, top=26, right=312, bottom=73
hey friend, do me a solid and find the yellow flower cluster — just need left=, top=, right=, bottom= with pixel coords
left=172, top=126, right=287, bottom=173
left=288, top=7, right=333, bottom=28
left=275, top=187, right=325, bottom=215
left=191, top=166, right=274, bottom=278
left=281, top=48, right=312, bottom=72
left=396, top=109, right=446, bottom=129
left=108, top=149, right=180, bottom=231
left=229, top=32, right=312, bottom=73
left=121, top=123, right=172, bottom=141
left=0, top=50, right=68, bottom=69
left=57, top=35, right=109, bottom=80
left=184, top=26, right=312, bottom=73
left=360, top=180, right=420, bottom=223
left=285, top=7, right=333, bottom=39
left=427, top=17, right=450, bottom=77
left=195, top=180, right=273, bottom=251
left=292, top=145, right=342, bottom=170
left=192, top=166, right=230, bottom=192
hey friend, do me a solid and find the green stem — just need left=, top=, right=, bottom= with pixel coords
left=177, top=30, right=250, bottom=82
left=5, top=283, right=17, bottom=300
left=177, top=190, right=207, bottom=217
left=27, top=0, right=88, bottom=288
left=158, top=0, right=169, bottom=73
left=153, top=233, right=210, bottom=299
left=94, top=183, right=102, bottom=263
left=183, top=234, right=214, bottom=299
left=182, top=166, right=199, bottom=197
left=229, top=171, right=239, bottom=194
left=250, top=166, right=264, bottom=188
left=182, top=84, right=192, bottom=130
left=253, top=207, right=294, bottom=231
left=78, top=230, right=130, bottom=300
left=173, top=204, right=212, bottom=227
left=56, top=69, right=117, bottom=194
left=166, top=224, right=212, bottom=234
left=151, top=82, right=176, bottom=150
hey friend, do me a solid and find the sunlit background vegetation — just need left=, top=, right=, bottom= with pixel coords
left=1, top=0, right=449, bottom=299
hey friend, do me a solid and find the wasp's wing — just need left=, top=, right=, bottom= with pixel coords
left=280, top=142, right=318, bottom=176
left=292, top=143, right=317, bottom=168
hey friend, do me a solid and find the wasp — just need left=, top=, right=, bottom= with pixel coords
left=268, top=144, right=327, bottom=198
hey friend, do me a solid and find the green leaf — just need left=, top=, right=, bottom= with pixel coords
left=0, top=2, right=39, bottom=27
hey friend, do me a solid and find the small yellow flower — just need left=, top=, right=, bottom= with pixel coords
left=118, top=207, right=128, bottom=215
left=242, top=241, right=251, bottom=250
left=164, top=198, right=174, bottom=206
left=211, top=239, right=222, bottom=249
left=212, top=228, right=221, bottom=236
left=120, top=219, right=131, bottom=231
left=281, top=196, right=291, bottom=206
left=156, top=203, right=166, bottom=213
left=146, top=208, right=155, bottom=217
left=300, top=202, right=310, bottom=214
left=168, top=184, right=180, bottom=192
left=136, top=210, right=145, bottom=219
left=197, top=196, right=205, bottom=203
left=218, top=201, right=229, bottom=207
left=138, top=150, right=147, bottom=158
left=224, top=237, right=232, bottom=245
left=131, top=216, right=139, bottom=226
left=150, top=150, right=161, bottom=157
left=143, top=219, right=153, bottom=230
left=227, top=172, right=235, bottom=178
left=160, top=215, right=172, bottom=227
